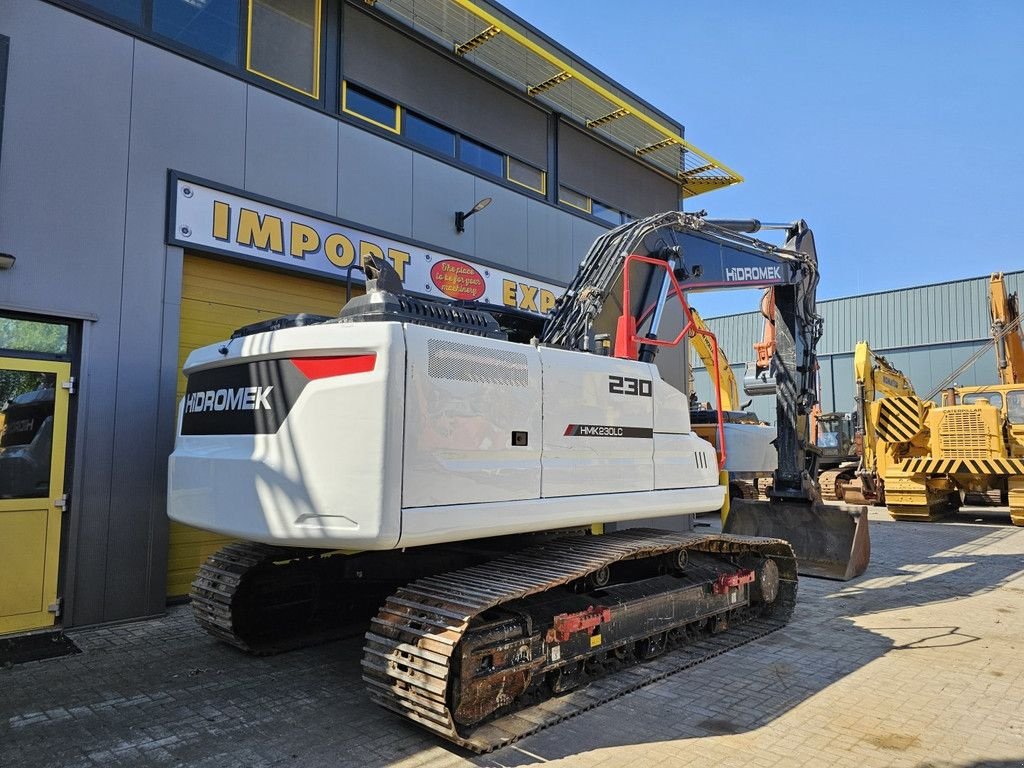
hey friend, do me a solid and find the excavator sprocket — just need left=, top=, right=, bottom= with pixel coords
left=362, top=528, right=796, bottom=753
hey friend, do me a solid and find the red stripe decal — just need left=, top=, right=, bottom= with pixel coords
left=291, top=354, right=377, bottom=379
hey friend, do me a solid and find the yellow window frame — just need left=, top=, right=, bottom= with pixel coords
left=246, top=0, right=323, bottom=99
left=341, top=81, right=402, bottom=135
left=558, top=186, right=592, bottom=214
left=505, top=156, right=546, bottom=195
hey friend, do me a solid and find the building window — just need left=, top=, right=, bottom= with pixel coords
left=247, top=0, right=321, bottom=98
left=507, top=157, right=545, bottom=194
left=0, top=316, right=70, bottom=357
left=558, top=185, right=591, bottom=214
left=404, top=112, right=455, bottom=157
left=81, top=0, right=143, bottom=23
left=342, top=82, right=401, bottom=133
left=591, top=200, right=623, bottom=226
left=152, top=0, right=241, bottom=65
left=459, top=137, right=503, bottom=178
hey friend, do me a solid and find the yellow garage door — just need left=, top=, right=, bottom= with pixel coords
left=169, top=254, right=357, bottom=598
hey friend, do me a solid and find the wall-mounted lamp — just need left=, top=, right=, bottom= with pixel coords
left=455, top=197, right=492, bottom=234
left=0, top=253, right=15, bottom=270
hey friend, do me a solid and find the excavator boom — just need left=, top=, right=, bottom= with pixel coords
left=541, top=212, right=868, bottom=580
left=991, top=272, right=1024, bottom=386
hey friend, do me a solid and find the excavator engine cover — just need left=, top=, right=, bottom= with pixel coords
left=723, top=498, right=870, bottom=581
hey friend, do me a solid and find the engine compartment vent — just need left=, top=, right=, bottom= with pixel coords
left=339, top=291, right=506, bottom=340
left=427, top=338, right=529, bottom=387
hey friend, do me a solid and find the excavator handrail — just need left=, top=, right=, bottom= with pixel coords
left=614, top=252, right=727, bottom=469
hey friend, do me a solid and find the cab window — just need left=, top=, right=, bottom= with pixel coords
left=962, top=392, right=1003, bottom=409
left=1007, top=391, right=1024, bottom=425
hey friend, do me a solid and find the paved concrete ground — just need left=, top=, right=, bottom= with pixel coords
left=2, top=509, right=1023, bottom=768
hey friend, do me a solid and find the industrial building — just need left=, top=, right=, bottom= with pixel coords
left=693, top=270, right=1024, bottom=421
left=0, top=0, right=743, bottom=637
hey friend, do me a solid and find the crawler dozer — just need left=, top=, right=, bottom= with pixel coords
left=169, top=212, right=865, bottom=750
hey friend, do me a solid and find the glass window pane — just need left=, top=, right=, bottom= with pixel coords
left=344, top=83, right=399, bottom=131
left=0, top=318, right=69, bottom=356
left=152, top=0, right=240, bottom=65
left=82, top=0, right=143, bottom=23
left=592, top=200, right=622, bottom=226
left=507, top=157, right=545, bottom=193
left=459, top=137, right=503, bottom=178
left=248, top=0, right=320, bottom=97
left=0, top=370, right=56, bottom=499
left=558, top=186, right=590, bottom=213
left=1007, top=391, right=1024, bottom=424
left=404, top=112, right=455, bottom=157
left=963, top=392, right=1003, bottom=409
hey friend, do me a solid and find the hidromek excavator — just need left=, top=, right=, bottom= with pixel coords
left=168, top=211, right=868, bottom=751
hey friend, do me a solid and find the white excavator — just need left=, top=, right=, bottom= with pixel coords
left=168, top=211, right=868, bottom=751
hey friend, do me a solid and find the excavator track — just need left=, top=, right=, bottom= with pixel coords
left=191, top=536, right=572, bottom=654
left=730, top=480, right=759, bottom=501
left=819, top=469, right=853, bottom=502
left=362, top=528, right=796, bottom=753
left=190, top=542, right=382, bottom=654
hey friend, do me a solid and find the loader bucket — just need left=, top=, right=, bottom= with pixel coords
left=723, top=498, right=870, bottom=581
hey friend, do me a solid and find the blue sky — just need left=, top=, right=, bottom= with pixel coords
left=500, top=0, right=1024, bottom=317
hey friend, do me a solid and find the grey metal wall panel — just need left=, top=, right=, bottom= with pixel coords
left=344, top=7, right=547, bottom=167
left=571, top=217, right=608, bottom=281
left=0, top=2, right=134, bottom=625
left=558, top=123, right=678, bottom=215
left=337, top=120, right=413, bottom=236
left=113, top=40, right=247, bottom=622
left=245, top=86, right=339, bottom=214
left=818, top=355, right=835, bottom=413
left=526, top=198, right=573, bottom=283
left=472, top=177, right=529, bottom=276
left=147, top=245, right=185, bottom=616
left=411, top=153, right=476, bottom=255
left=826, top=354, right=854, bottom=415
left=0, top=34, right=8, bottom=164
left=703, top=270, right=1024, bottom=361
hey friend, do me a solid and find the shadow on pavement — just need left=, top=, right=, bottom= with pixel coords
left=1, top=517, right=1021, bottom=768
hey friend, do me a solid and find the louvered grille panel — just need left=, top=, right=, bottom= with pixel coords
left=938, top=410, right=990, bottom=458
left=427, top=338, right=529, bottom=386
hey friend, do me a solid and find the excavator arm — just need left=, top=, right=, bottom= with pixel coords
left=542, top=211, right=868, bottom=580
left=846, top=341, right=929, bottom=505
left=688, top=307, right=740, bottom=412
left=990, top=272, right=1024, bottom=386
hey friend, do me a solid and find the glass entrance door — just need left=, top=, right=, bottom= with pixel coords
left=0, top=357, right=71, bottom=635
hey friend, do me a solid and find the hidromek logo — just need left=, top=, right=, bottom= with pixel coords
left=724, top=265, right=782, bottom=282
left=184, top=386, right=274, bottom=414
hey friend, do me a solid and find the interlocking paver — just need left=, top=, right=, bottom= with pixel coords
left=2, top=509, right=1023, bottom=767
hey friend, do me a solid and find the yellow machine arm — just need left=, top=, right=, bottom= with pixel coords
left=853, top=341, right=917, bottom=402
left=990, top=272, right=1024, bottom=386
left=688, top=307, right=740, bottom=411
left=850, top=342, right=929, bottom=500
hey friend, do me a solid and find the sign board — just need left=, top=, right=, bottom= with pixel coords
left=168, top=176, right=563, bottom=315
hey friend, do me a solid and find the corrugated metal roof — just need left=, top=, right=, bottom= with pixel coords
left=694, top=270, right=1024, bottom=366
left=365, top=0, right=743, bottom=196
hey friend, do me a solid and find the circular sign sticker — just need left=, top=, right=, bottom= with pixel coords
left=430, top=259, right=486, bottom=301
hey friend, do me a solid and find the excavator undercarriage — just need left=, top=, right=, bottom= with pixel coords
left=363, top=529, right=796, bottom=753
